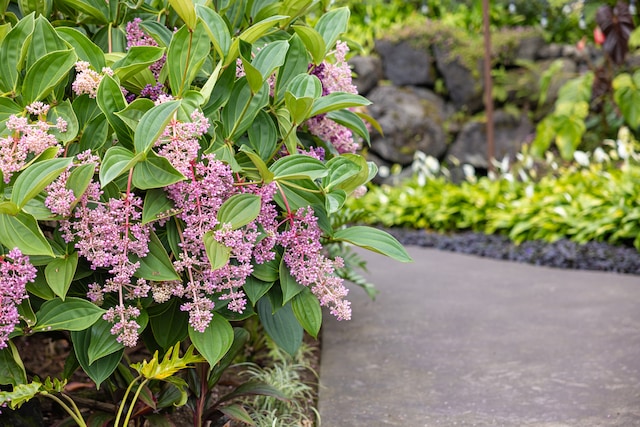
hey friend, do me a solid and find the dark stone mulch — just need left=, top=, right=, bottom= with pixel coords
left=386, top=228, right=640, bottom=275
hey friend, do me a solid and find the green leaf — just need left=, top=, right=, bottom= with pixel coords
left=48, top=100, right=79, bottom=143
left=57, top=27, right=106, bottom=70
left=133, top=152, right=185, bottom=189
left=0, top=212, right=53, bottom=256
left=0, top=382, right=41, bottom=409
left=25, top=15, right=66, bottom=70
left=115, top=98, right=155, bottom=132
left=327, top=109, right=370, bottom=144
left=132, top=231, right=180, bottom=281
left=11, top=158, right=72, bottom=209
left=287, top=73, right=322, bottom=99
left=246, top=110, right=278, bottom=161
left=270, top=154, right=327, bottom=180
left=216, top=380, right=289, bottom=405
left=56, top=0, right=108, bottom=23
left=188, top=314, right=234, bottom=367
left=71, top=329, right=123, bottom=388
left=134, top=100, right=180, bottom=154
left=142, top=188, right=174, bottom=225
left=310, top=92, right=371, bottom=117
left=196, top=5, right=231, bottom=58
left=291, top=288, right=321, bottom=339
left=112, top=46, right=165, bottom=82
left=243, top=275, right=273, bottom=305
left=26, top=269, right=55, bottom=301
left=257, top=297, right=302, bottom=356
left=0, top=13, right=34, bottom=93
left=325, top=189, right=346, bottom=213
left=18, top=0, right=52, bottom=21
left=279, top=257, right=304, bottom=305
left=99, top=146, right=137, bottom=187
left=252, top=257, right=279, bottom=282
left=275, top=34, right=310, bottom=102
left=22, top=49, right=77, bottom=104
left=323, top=155, right=363, bottom=192
left=149, top=300, right=189, bottom=351
left=167, top=23, right=210, bottom=97
left=97, top=74, right=133, bottom=147
left=221, top=77, right=270, bottom=140
left=34, top=297, right=105, bottom=332
left=292, top=25, right=325, bottom=65
left=217, top=193, right=261, bottom=229
left=332, top=226, right=413, bottom=263
left=65, top=163, right=95, bottom=206
left=314, top=6, right=349, bottom=55
left=225, top=15, right=287, bottom=67
left=203, top=232, right=231, bottom=270
left=169, top=0, right=197, bottom=28
left=0, top=341, right=27, bottom=386
left=86, top=317, right=123, bottom=365
left=285, top=93, right=314, bottom=125
left=44, top=252, right=78, bottom=300
left=218, top=404, right=255, bottom=425
left=240, top=51, right=264, bottom=94
left=207, top=327, right=250, bottom=387
left=251, top=40, right=289, bottom=79
left=240, top=146, right=275, bottom=183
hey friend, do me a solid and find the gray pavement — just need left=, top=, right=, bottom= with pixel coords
left=318, top=246, right=640, bottom=426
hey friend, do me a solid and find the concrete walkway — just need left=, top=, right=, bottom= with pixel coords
left=318, top=246, right=640, bottom=426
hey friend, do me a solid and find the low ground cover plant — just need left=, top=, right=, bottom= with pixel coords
left=351, top=130, right=640, bottom=251
left=0, top=0, right=411, bottom=425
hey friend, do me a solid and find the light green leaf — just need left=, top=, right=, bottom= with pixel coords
left=34, top=297, right=105, bottom=332
left=26, top=15, right=66, bottom=70
left=310, top=92, right=371, bottom=117
left=292, top=25, right=325, bottom=65
left=56, top=0, right=108, bottom=23
left=314, top=6, right=349, bottom=54
left=279, top=257, right=304, bottom=305
left=333, top=226, right=413, bottom=263
left=112, top=46, right=165, bottom=82
left=286, top=73, right=322, bottom=99
left=132, top=152, right=185, bottom=189
left=291, top=288, right=321, bottom=339
left=327, top=109, right=370, bottom=144
left=270, top=154, right=327, bottom=180
left=221, top=77, right=270, bottom=139
left=217, top=193, right=261, bottom=229
left=44, top=252, right=78, bottom=301
left=240, top=146, right=275, bottom=183
left=114, top=98, right=155, bottom=132
left=169, top=0, right=197, bottom=28
left=167, top=23, right=210, bottom=97
left=196, top=5, right=231, bottom=58
left=11, top=158, right=72, bottom=209
left=203, top=232, right=231, bottom=270
left=57, top=27, right=106, bottom=70
left=19, top=0, right=52, bottom=21
left=246, top=110, right=278, bottom=161
left=134, top=101, right=180, bottom=154
left=22, top=49, right=77, bottom=104
left=48, top=100, right=79, bottom=143
left=0, top=212, right=53, bottom=256
left=0, top=13, right=34, bottom=93
left=251, top=40, right=289, bottom=79
left=0, top=382, right=41, bottom=409
left=97, top=74, right=133, bottom=147
left=188, top=314, right=234, bottom=367
left=325, top=189, right=346, bottom=213
left=99, top=146, right=138, bottom=187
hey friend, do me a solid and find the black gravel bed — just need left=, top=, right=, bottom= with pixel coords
left=386, top=228, right=640, bottom=275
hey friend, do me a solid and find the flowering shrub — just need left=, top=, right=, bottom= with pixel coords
left=0, top=0, right=411, bottom=423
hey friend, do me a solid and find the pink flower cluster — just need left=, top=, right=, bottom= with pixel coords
left=307, top=41, right=360, bottom=154
left=0, top=103, right=66, bottom=183
left=155, top=110, right=210, bottom=175
left=0, top=249, right=36, bottom=349
left=60, top=181, right=151, bottom=346
left=71, top=61, right=114, bottom=98
left=280, top=207, right=351, bottom=320
left=126, top=18, right=166, bottom=91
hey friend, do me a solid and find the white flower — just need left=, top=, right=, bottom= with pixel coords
left=593, top=147, right=609, bottom=163
left=425, top=155, right=440, bottom=175
left=573, top=150, right=590, bottom=167
left=378, top=165, right=390, bottom=178
left=462, top=164, right=476, bottom=182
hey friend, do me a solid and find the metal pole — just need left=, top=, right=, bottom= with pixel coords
left=482, top=0, right=495, bottom=172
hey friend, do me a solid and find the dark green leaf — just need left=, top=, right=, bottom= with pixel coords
left=243, top=275, right=274, bottom=305
left=149, top=299, right=189, bottom=351
left=34, top=297, right=105, bottom=332
left=71, top=329, right=123, bottom=388
left=133, top=152, right=185, bottom=189
left=132, top=230, right=180, bottom=281
left=142, top=188, right=174, bottom=225
left=114, top=98, right=155, bottom=132
left=0, top=341, right=27, bottom=386
left=97, top=75, right=133, bottom=147
left=257, top=297, right=302, bottom=356
left=279, top=257, right=304, bottom=305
